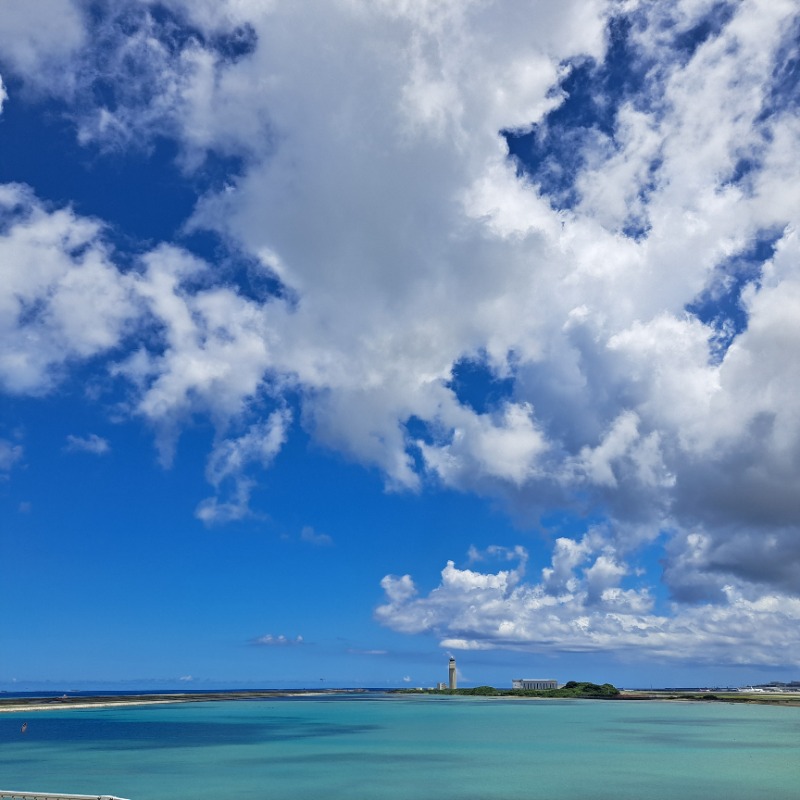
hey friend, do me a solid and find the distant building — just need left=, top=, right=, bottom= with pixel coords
left=436, top=682, right=447, bottom=691
left=449, top=657, right=457, bottom=690
left=512, top=678, right=558, bottom=690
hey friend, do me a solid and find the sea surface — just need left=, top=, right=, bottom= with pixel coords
left=1, top=694, right=798, bottom=800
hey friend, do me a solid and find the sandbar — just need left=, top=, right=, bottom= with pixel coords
left=0, top=690, right=331, bottom=714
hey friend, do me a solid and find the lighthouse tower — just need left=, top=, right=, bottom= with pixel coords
left=448, top=657, right=457, bottom=690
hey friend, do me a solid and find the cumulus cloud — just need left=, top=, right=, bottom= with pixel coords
left=0, top=0, right=799, bottom=660
left=300, top=526, right=333, bottom=547
left=376, top=543, right=800, bottom=667
left=252, top=634, right=304, bottom=647
left=0, top=179, right=285, bottom=510
left=0, top=439, right=23, bottom=478
left=65, top=434, right=110, bottom=455
left=0, top=0, right=85, bottom=95
left=0, top=184, right=137, bottom=395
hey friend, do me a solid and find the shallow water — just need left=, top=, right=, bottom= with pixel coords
left=1, top=695, right=798, bottom=799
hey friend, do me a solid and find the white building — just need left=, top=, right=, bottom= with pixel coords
left=512, top=679, right=558, bottom=690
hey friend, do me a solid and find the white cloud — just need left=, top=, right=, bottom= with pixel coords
left=194, top=478, right=256, bottom=526
left=0, top=75, right=6, bottom=114
left=195, top=409, right=291, bottom=524
left=0, top=439, right=23, bottom=477
left=0, top=184, right=137, bottom=395
left=204, top=411, right=290, bottom=487
left=377, top=544, right=800, bottom=666
left=0, top=0, right=799, bottom=659
left=565, top=410, right=672, bottom=490
left=300, top=526, right=333, bottom=547
left=0, top=0, right=85, bottom=95
left=420, top=402, right=548, bottom=488
left=380, top=574, right=418, bottom=607
left=65, top=434, right=110, bottom=455
left=121, top=246, right=275, bottom=427
left=252, top=634, right=304, bottom=647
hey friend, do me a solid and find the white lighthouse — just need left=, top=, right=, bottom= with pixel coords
left=448, top=657, right=457, bottom=690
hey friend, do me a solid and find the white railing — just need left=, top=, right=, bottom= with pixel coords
left=0, top=793, right=129, bottom=800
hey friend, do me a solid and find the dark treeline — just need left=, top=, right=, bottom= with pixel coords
left=396, top=681, right=621, bottom=698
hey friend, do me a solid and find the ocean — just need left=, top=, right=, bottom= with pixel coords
left=1, top=694, right=798, bottom=799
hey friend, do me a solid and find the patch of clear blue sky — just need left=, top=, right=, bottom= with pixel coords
left=686, top=231, right=782, bottom=361
left=447, top=353, right=516, bottom=416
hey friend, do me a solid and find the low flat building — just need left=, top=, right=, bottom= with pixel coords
left=512, top=678, right=558, bottom=690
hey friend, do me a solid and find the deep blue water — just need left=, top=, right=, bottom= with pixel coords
left=0, top=689, right=389, bottom=699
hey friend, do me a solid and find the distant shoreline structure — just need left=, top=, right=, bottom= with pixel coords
left=3, top=685, right=800, bottom=713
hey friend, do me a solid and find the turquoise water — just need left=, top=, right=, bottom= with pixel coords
left=1, top=695, right=798, bottom=799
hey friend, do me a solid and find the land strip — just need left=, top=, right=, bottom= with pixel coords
left=0, top=690, right=332, bottom=714
left=618, top=690, right=800, bottom=706
left=3, top=687, right=799, bottom=713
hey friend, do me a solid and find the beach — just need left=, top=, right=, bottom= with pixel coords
left=0, top=690, right=332, bottom=714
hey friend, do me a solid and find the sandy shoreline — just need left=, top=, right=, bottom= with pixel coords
left=0, top=690, right=331, bottom=714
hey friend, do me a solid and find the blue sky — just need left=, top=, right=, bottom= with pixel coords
left=2, top=0, right=800, bottom=691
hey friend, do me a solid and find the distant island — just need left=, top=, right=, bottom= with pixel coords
left=397, top=682, right=800, bottom=705
left=3, top=684, right=800, bottom=714
left=395, top=681, right=621, bottom=698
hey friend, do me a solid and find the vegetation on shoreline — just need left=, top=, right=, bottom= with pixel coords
left=396, top=684, right=800, bottom=704
left=622, top=691, right=800, bottom=705
left=394, top=681, right=621, bottom=699
left=4, top=687, right=800, bottom=713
